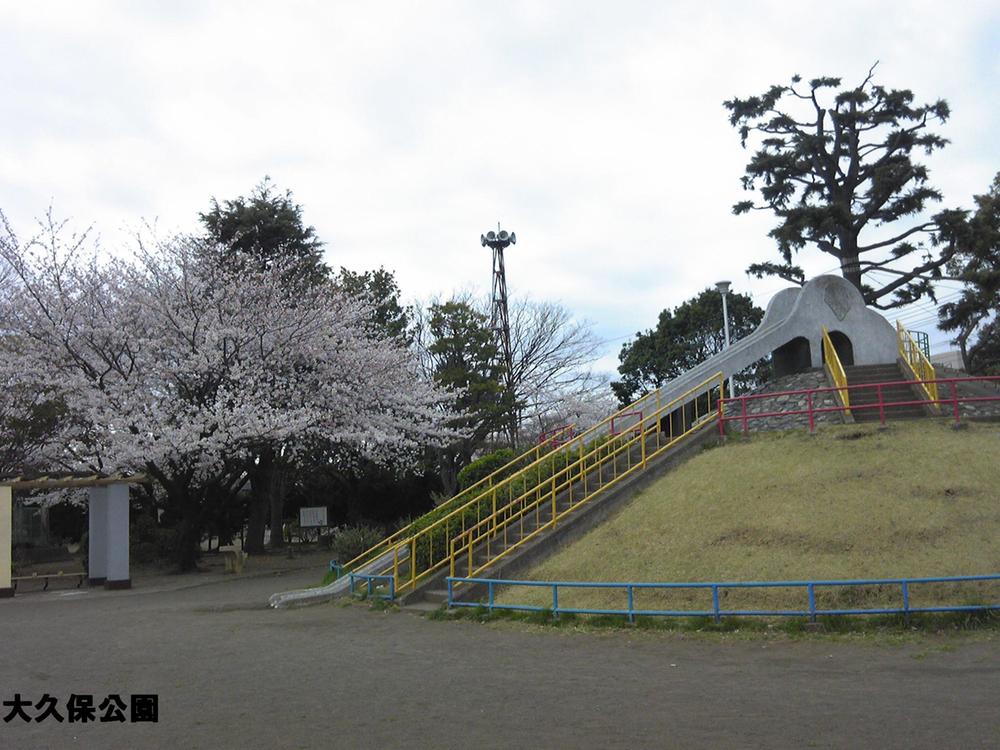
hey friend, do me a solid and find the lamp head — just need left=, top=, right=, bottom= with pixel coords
left=715, top=280, right=732, bottom=295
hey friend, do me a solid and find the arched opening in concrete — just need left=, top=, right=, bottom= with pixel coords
left=824, top=330, right=855, bottom=367
left=772, top=337, right=812, bottom=378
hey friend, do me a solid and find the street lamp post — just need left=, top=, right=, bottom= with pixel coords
left=716, top=280, right=732, bottom=349
left=716, top=280, right=733, bottom=399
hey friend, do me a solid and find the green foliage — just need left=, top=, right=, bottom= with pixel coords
left=427, top=300, right=506, bottom=436
left=725, top=67, right=959, bottom=309
left=336, top=266, right=411, bottom=341
left=199, top=177, right=329, bottom=287
left=457, top=448, right=516, bottom=491
left=405, top=436, right=613, bottom=574
left=612, top=287, right=766, bottom=406
left=968, top=319, right=1000, bottom=375
left=421, top=299, right=511, bottom=492
left=329, top=524, right=386, bottom=564
left=130, top=515, right=178, bottom=565
left=939, top=172, right=1000, bottom=371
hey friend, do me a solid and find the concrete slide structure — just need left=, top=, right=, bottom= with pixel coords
left=603, top=274, right=898, bottom=436
left=268, top=275, right=896, bottom=607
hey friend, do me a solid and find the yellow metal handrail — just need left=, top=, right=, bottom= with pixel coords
left=897, top=321, right=939, bottom=403
left=821, top=327, right=851, bottom=417
left=338, top=425, right=575, bottom=575
left=389, top=373, right=724, bottom=594
left=448, top=372, right=726, bottom=583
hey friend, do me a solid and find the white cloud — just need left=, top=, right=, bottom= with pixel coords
left=2, top=0, right=998, bottom=373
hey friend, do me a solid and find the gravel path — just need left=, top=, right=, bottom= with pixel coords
left=1, top=569, right=998, bottom=749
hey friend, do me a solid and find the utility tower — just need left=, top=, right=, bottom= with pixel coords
left=481, top=224, right=517, bottom=447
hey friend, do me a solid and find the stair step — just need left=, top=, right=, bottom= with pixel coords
left=422, top=589, right=451, bottom=604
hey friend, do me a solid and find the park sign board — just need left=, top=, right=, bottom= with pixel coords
left=298, top=506, right=328, bottom=528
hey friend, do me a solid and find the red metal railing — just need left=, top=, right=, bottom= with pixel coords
left=609, top=410, right=643, bottom=437
left=717, top=376, right=1000, bottom=435
left=537, top=424, right=576, bottom=448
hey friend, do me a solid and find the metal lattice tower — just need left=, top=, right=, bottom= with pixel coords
left=481, top=224, right=517, bottom=446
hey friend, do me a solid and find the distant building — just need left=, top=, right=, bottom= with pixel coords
left=930, top=350, right=965, bottom=371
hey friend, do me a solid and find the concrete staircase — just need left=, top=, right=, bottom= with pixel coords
left=844, top=363, right=930, bottom=422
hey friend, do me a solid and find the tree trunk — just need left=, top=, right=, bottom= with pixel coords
left=268, top=462, right=288, bottom=549
left=245, top=492, right=267, bottom=554
left=839, top=254, right=864, bottom=297
left=174, top=491, right=203, bottom=572
left=437, top=450, right=460, bottom=497
left=959, top=335, right=971, bottom=373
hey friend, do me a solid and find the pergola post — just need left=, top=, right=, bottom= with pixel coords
left=0, top=474, right=140, bottom=594
left=0, top=485, right=12, bottom=597
left=88, top=486, right=108, bottom=586
left=105, top=483, right=130, bottom=589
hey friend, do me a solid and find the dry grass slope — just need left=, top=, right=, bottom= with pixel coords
left=498, top=421, right=1000, bottom=613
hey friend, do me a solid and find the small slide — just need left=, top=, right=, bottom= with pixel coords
left=268, top=546, right=408, bottom=608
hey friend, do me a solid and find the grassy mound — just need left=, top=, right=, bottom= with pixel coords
left=498, top=420, right=1000, bottom=613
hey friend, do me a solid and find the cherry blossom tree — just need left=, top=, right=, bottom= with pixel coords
left=0, top=211, right=456, bottom=569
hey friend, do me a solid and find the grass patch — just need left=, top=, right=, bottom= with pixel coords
left=497, top=420, right=1000, bottom=613
left=435, top=603, right=1000, bottom=637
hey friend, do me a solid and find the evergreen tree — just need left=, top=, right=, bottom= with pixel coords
left=613, top=288, right=765, bottom=406
left=725, top=66, right=965, bottom=308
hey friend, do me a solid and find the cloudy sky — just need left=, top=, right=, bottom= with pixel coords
left=3, top=1, right=998, bottom=373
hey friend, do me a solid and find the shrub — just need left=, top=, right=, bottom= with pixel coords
left=130, top=515, right=178, bottom=564
left=329, top=524, right=386, bottom=564
left=457, top=448, right=517, bottom=491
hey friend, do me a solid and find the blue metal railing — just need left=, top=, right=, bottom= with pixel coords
left=446, top=575, right=1000, bottom=623
left=348, top=572, right=395, bottom=600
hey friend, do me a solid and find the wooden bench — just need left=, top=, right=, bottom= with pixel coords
left=12, top=571, right=86, bottom=592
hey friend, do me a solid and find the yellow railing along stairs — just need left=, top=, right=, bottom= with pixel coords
left=441, top=371, right=726, bottom=599
left=324, top=372, right=725, bottom=604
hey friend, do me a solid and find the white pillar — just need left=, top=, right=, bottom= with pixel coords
left=0, top=485, right=12, bottom=597
left=811, top=337, right=824, bottom=369
left=88, top=486, right=108, bottom=585
left=105, top=483, right=130, bottom=589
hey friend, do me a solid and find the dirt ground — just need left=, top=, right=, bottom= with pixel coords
left=2, top=564, right=999, bottom=749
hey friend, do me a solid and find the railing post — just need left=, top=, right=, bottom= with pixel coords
left=711, top=585, right=721, bottom=623
left=951, top=381, right=960, bottom=424
left=491, top=488, right=497, bottom=535
left=717, top=395, right=725, bottom=438
left=627, top=584, right=635, bottom=624
left=741, top=396, right=748, bottom=435
left=878, top=384, right=886, bottom=425
left=901, top=581, right=910, bottom=625
left=552, top=584, right=559, bottom=620
left=393, top=546, right=399, bottom=590
left=488, top=580, right=495, bottom=612
left=551, top=475, right=557, bottom=527
left=807, top=583, right=816, bottom=623
left=411, top=537, right=417, bottom=589
left=447, top=577, right=454, bottom=607
left=807, top=391, right=815, bottom=434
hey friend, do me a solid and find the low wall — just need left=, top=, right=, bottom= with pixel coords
left=724, top=369, right=846, bottom=433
